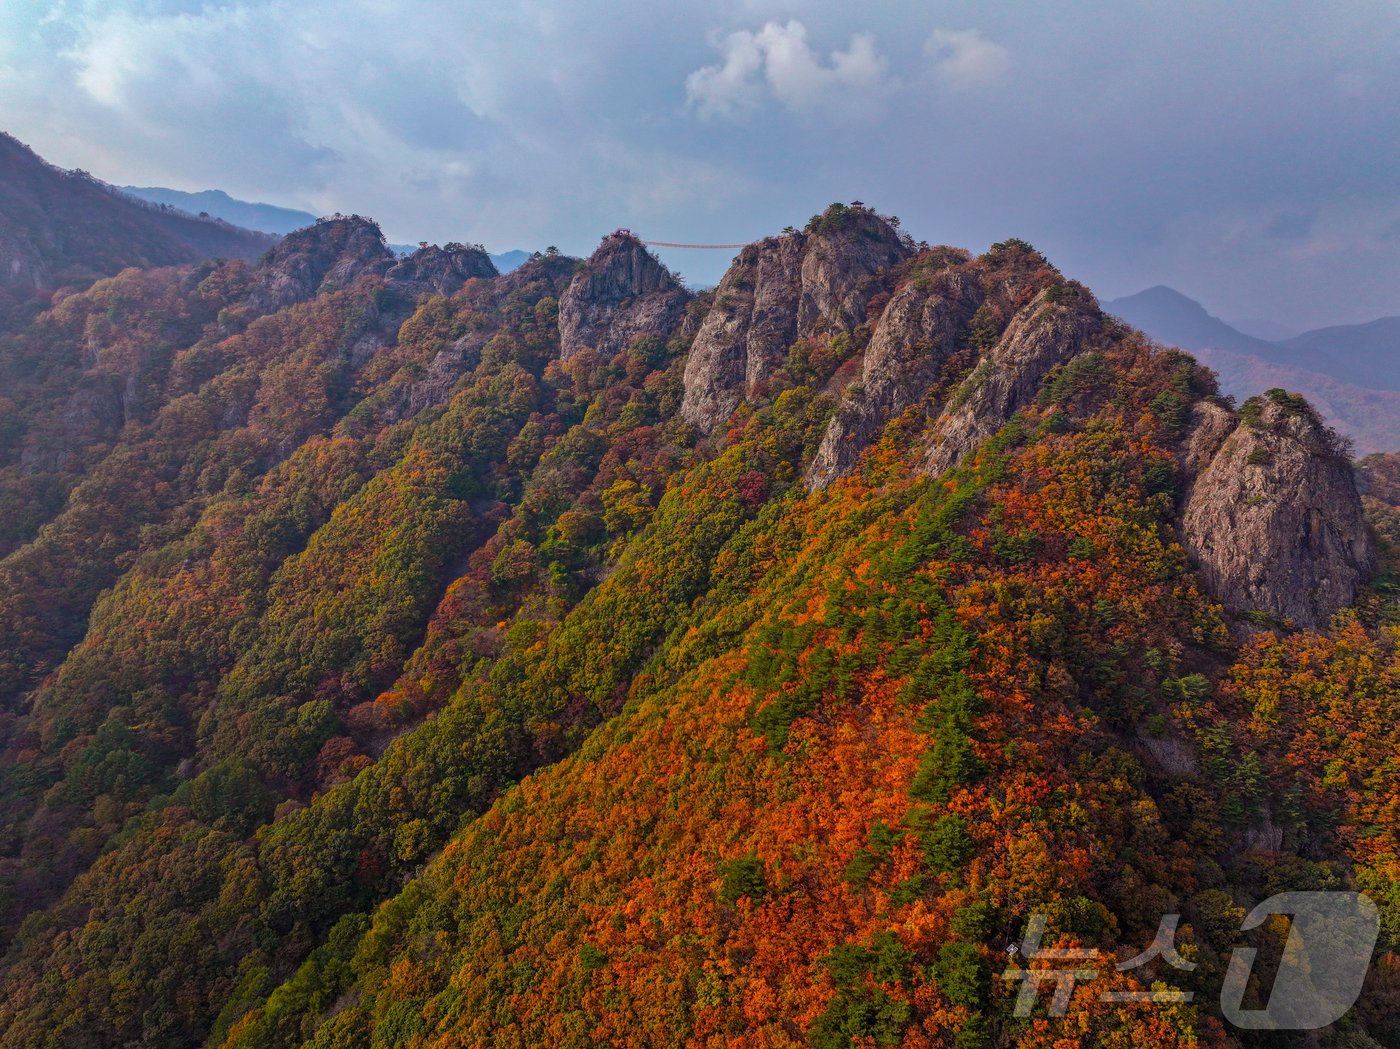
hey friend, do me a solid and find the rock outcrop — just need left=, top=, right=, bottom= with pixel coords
left=378, top=331, right=491, bottom=424
left=796, top=208, right=912, bottom=337
left=558, top=233, right=688, bottom=361
left=19, top=377, right=127, bottom=474
left=1180, top=399, right=1237, bottom=477
left=386, top=244, right=498, bottom=297
left=495, top=252, right=580, bottom=298
left=1181, top=392, right=1375, bottom=628
left=679, top=234, right=805, bottom=432
left=680, top=207, right=912, bottom=433
left=922, top=286, right=1101, bottom=476
left=248, top=217, right=395, bottom=313
left=808, top=259, right=982, bottom=487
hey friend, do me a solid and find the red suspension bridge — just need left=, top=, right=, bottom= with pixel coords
left=612, top=229, right=749, bottom=250
left=641, top=240, right=748, bottom=249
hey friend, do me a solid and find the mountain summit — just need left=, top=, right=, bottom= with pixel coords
left=0, top=190, right=1393, bottom=1047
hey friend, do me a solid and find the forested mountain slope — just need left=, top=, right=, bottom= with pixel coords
left=0, top=134, right=274, bottom=311
left=0, top=204, right=1393, bottom=1048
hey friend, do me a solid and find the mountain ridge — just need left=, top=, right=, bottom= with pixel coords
left=120, top=186, right=319, bottom=236
left=1107, top=284, right=1400, bottom=452
left=0, top=133, right=274, bottom=309
left=120, top=184, right=532, bottom=273
left=0, top=180, right=1394, bottom=1046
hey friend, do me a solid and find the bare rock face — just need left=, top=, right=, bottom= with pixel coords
left=923, top=286, right=1101, bottom=476
left=1181, top=393, right=1375, bottom=628
left=378, top=331, right=491, bottom=424
left=797, top=209, right=911, bottom=338
left=558, top=233, right=689, bottom=361
left=248, top=217, right=395, bottom=313
left=386, top=244, right=497, bottom=297
left=679, top=208, right=912, bottom=433
left=679, top=234, right=805, bottom=432
left=0, top=239, right=50, bottom=302
left=808, top=260, right=982, bottom=488
left=1180, top=399, right=1236, bottom=477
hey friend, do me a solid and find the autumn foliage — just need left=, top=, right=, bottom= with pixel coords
left=0, top=224, right=1394, bottom=1048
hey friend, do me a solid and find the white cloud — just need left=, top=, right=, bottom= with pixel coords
left=684, top=28, right=765, bottom=119
left=926, top=28, right=1011, bottom=89
left=1, top=2, right=1398, bottom=323
left=686, top=20, right=888, bottom=119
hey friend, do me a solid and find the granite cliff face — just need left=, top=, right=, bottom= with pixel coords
left=677, top=233, right=805, bottom=432
left=802, top=231, right=1373, bottom=627
left=248, top=216, right=395, bottom=313
left=385, top=243, right=498, bottom=297
left=558, top=233, right=689, bottom=361
left=922, top=285, right=1102, bottom=477
left=808, top=255, right=982, bottom=486
left=1180, top=392, right=1375, bottom=628
left=680, top=207, right=911, bottom=432
left=796, top=208, right=912, bottom=337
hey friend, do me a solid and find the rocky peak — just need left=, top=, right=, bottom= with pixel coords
left=386, top=243, right=498, bottom=297
left=807, top=252, right=982, bottom=487
left=558, top=232, right=689, bottom=360
left=797, top=205, right=912, bottom=337
left=679, top=205, right=912, bottom=433
left=1181, top=390, right=1375, bottom=628
left=922, top=284, right=1102, bottom=476
left=248, top=216, right=395, bottom=313
left=494, top=251, right=581, bottom=299
left=678, top=233, right=805, bottom=432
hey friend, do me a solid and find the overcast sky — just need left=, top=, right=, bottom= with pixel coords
left=2, top=1, right=1398, bottom=329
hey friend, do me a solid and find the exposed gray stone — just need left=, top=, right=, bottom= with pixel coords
left=922, top=287, right=1101, bottom=476
left=808, top=263, right=982, bottom=488
left=558, top=233, right=688, bottom=361
left=385, top=244, right=497, bottom=297
left=679, top=235, right=804, bottom=433
left=680, top=209, right=912, bottom=433
left=247, top=217, right=395, bottom=313
left=1180, top=394, right=1375, bottom=628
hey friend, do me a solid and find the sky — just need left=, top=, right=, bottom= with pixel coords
left=2, top=1, right=1399, bottom=329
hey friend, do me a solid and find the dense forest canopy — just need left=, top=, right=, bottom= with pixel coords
left=0, top=192, right=1394, bottom=1048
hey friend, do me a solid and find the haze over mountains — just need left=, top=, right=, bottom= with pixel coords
left=1107, top=285, right=1400, bottom=452
left=121, top=184, right=531, bottom=273
left=119, top=186, right=321, bottom=238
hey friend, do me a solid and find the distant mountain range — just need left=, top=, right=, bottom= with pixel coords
left=120, top=186, right=317, bottom=237
left=1226, top=316, right=1300, bottom=342
left=1106, top=285, right=1400, bottom=452
left=0, top=134, right=273, bottom=308
left=122, top=185, right=529, bottom=273
left=480, top=248, right=530, bottom=273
